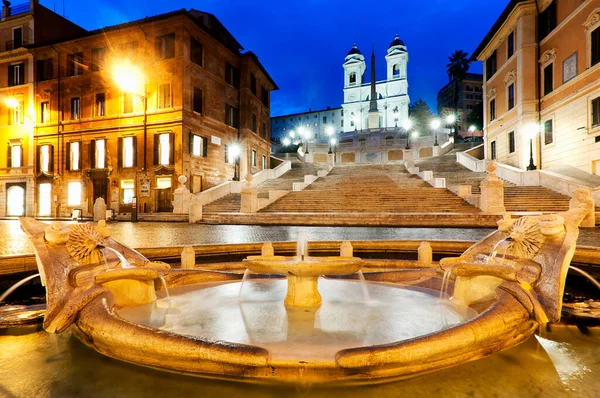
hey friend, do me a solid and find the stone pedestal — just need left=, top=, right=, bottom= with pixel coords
left=189, top=196, right=202, bottom=223
left=570, top=189, right=596, bottom=228
left=173, top=176, right=191, bottom=214
left=368, top=110, right=379, bottom=129
left=479, top=162, right=505, bottom=213
left=418, top=242, right=432, bottom=265
left=304, top=153, right=314, bottom=163
left=240, top=173, right=258, bottom=213
left=340, top=241, right=353, bottom=257
left=181, top=246, right=196, bottom=269
left=403, top=149, right=413, bottom=161
left=327, top=153, right=335, bottom=167
left=93, top=197, right=107, bottom=222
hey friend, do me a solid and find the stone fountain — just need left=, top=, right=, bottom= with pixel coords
left=17, top=196, right=592, bottom=384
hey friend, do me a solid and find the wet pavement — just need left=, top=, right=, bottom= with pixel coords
left=0, top=220, right=598, bottom=257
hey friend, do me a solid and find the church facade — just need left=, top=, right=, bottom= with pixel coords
left=341, top=36, right=410, bottom=132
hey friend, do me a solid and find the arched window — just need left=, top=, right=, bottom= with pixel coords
left=349, top=72, right=356, bottom=85
left=393, top=64, right=400, bottom=77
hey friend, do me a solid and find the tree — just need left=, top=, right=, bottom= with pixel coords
left=409, top=99, right=434, bottom=134
left=446, top=50, right=471, bottom=139
left=465, top=101, right=483, bottom=131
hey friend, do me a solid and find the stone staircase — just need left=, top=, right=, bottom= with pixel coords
left=260, top=164, right=478, bottom=213
left=202, top=161, right=323, bottom=213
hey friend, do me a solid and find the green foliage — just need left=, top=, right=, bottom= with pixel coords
left=409, top=99, right=434, bottom=133
left=446, top=50, right=471, bottom=82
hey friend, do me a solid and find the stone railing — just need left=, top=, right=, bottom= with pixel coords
left=456, top=145, right=486, bottom=172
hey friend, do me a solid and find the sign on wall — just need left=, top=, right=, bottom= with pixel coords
left=139, top=178, right=151, bottom=197
left=211, top=136, right=222, bottom=146
left=562, top=52, right=577, bottom=83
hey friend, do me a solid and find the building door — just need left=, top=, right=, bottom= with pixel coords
left=6, top=183, right=25, bottom=216
left=39, top=183, right=52, bottom=216
left=93, top=178, right=108, bottom=203
left=155, top=176, right=173, bottom=212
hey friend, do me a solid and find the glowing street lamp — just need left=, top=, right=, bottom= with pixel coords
left=431, top=118, right=441, bottom=146
left=525, top=123, right=538, bottom=171
left=282, top=137, right=291, bottom=147
left=402, top=119, right=413, bottom=149
left=326, top=126, right=335, bottom=154
left=5, top=98, right=19, bottom=108
left=229, top=143, right=241, bottom=181
left=468, top=125, right=476, bottom=146
left=412, top=131, right=420, bottom=139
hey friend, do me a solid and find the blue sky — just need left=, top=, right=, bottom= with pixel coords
left=46, top=0, right=507, bottom=116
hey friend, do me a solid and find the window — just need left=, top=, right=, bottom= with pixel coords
left=123, top=92, right=133, bottom=114
left=508, top=131, right=515, bottom=153
left=261, top=87, right=269, bottom=106
left=507, top=31, right=514, bottom=58
left=323, top=116, right=327, bottom=124
left=13, top=26, right=22, bottom=49
left=156, top=34, right=175, bottom=59
left=121, top=180, right=135, bottom=204
left=225, top=104, right=239, bottom=128
left=349, top=72, right=356, bottom=85
left=193, top=87, right=202, bottom=113
left=67, top=141, right=81, bottom=171
left=39, top=145, right=52, bottom=173
left=262, top=155, right=267, bottom=170
left=122, top=136, right=136, bottom=168
left=8, top=144, right=22, bottom=168
left=252, top=149, right=257, bottom=167
left=40, top=101, right=50, bottom=123
left=190, top=37, right=203, bottom=66
left=36, top=59, right=53, bottom=81
left=9, top=99, right=23, bottom=124
left=250, top=74, right=257, bottom=95
left=250, top=114, right=257, bottom=132
left=93, top=139, right=106, bottom=169
left=154, top=133, right=173, bottom=165
left=539, top=1, right=557, bottom=41
left=71, top=97, right=80, bottom=120
left=225, top=62, right=240, bottom=88
left=592, top=27, right=600, bottom=68
left=543, top=63, right=553, bottom=96
left=67, top=182, right=81, bottom=206
left=91, top=48, right=107, bottom=71
left=39, top=183, right=52, bottom=216
left=189, top=133, right=208, bottom=157
left=592, top=96, right=600, bottom=127
left=486, top=51, right=497, bottom=80
left=158, top=84, right=171, bottom=108
left=508, top=84, right=515, bottom=110
left=491, top=141, right=496, bottom=160
left=67, top=52, right=83, bottom=77
left=8, top=63, right=24, bottom=86
left=262, top=123, right=266, bottom=139
left=95, top=93, right=105, bottom=117
left=489, top=98, right=496, bottom=121
left=392, top=64, right=400, bottom=77
left=544, top=120, right=553, bottom=145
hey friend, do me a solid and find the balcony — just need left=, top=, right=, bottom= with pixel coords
left=5, top=30, right=32, bottom=52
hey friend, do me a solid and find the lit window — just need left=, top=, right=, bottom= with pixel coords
left=71, top=97, right=80, bottom=120
left=158, top=84, right=171, bottom=109
left=70, top=142, right=80, bottom=171
left=121, top=179, right=135, bottom=204
left=40, top=101, right=50, bottom=123
left=10, top=145, right=21, bottom=168
left=39, top=183, right=52, bottom=216
left=191, top=134, right=201, bottom=156
left=262, top=155, right=267, bottom=170
left=40, top=145, right=50, bottom=172
left=96, top=93, right=105, bottom=117
left=159, top=134, right=170, bottom=165
left=68, top=182, right=81, bottom=206
left=252, top=149, right=257, bottom=167
left=156, top=177, right=171, bottom=189
left=95, top=139, right=105, bottom=169
left=123, top=136, right=134, bottom=167
left=123, top=92, right=133, bottom=113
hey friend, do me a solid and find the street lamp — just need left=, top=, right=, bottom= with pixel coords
left=402, top=119, right=412, bottom=149
left=351, top=113, right=357, bottom=131
left=282, top=137, right=291, bottom=147
left=330, top=137, right=337, bottom=155
left=393, top=106, right=399, bottom=128
left=446, top=114, right=456, bottom=142
left=525, top=123, right=538, bottom=171
left=430, top=118, right=441, bottom=146
left=412, top=131, right=420, bottom=139
left=229, top=143, right=241, bottom=181
left=326, top=126, right=335, bottom=154
left=468, top=125, right=476, bottom=146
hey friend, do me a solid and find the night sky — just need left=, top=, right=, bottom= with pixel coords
left=49, top=0, right=507, bottom=116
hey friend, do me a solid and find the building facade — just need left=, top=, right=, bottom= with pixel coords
left=342, top=36, right=410, bottom=132
left=25, top=8, right=276, bottom=218
left=436, top=73, right=483, bottom=133
left=270, top=106, right=343, bottom=142
left=473, top=0, right=600, bottom=175
left=0, top=0, right=85, bottom=217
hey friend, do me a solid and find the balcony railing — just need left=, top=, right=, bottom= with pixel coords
left=5, top=29, right=32, bottom=52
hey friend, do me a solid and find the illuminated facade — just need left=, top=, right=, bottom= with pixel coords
left=26, top=8, right=276, bottom=218
left=473, top=0, right=600, bottom=175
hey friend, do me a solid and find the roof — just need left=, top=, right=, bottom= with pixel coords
left=242, top=51, right=278, bottom=90
left=471, top=0, right=528, bottom=60
left=346, top=44, right=362, bottom=56
left=272, top=106, right=343, bottom=119
left=389, top=35, right=405, bottom=48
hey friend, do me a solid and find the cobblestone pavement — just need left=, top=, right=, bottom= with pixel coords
left=0, top=220, right=598, bottom=256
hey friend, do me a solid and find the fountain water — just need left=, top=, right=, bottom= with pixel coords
left=0, top=273, right=40, bottom=304
left=569, top=266, right=600, bottom=290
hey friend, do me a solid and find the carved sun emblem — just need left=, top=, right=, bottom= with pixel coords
left=506, top=216, right=545, bottom=260
left=66, top=225, right=107, bottom=265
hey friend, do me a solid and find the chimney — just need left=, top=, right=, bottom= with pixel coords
left=2, top=1, right=11, bottom=20
left=30, top=0, right=38, bottom=14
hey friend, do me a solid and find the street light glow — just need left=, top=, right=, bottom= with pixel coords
left=402, top=119, right=412, bottom=130
left=412, top=131, right=419, bottom=139
left=330, top=138, right=337, bottom=145
left=469, top=125, right=476, bottom=132
left=446, top=114, right=456, bottom=124
left=525, top=123, right=540, bottom=139
left=289, top=131, right=296, bottom=139
left=282, top=138, right=291, bottom=146
left=5, top=98, right=18, bottom=108
left=111, top=59, right=144, bottom=93
left=229, top=143, right=241, bottom=159
left=326, top=126, right=334, bottom=136
left=430, top=119, right=441, bottom=129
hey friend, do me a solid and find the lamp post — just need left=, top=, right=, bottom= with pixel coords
left=330, top=137, right=337, bottom=155
left=526, top=123, right=538, bottom=171
left=431, top=118, right=441, bottom=146
left=468, top=125, right=476, bottom=147
left=229, top=143, right=241, bottom=181
left=402, top=119, right=412, bottom=149
left=326, top=126, right=335, bottom=154
left=393, top=106, right=399, bottom=128
left=446, top=114, right=456, bottom=143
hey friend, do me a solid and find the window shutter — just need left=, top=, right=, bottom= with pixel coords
left=233, top=68, right=240, bottom=88
left=202, top=137, right=208, bottom=157
left=47, top=60, right=53, bottom=80
left=18, top=63, right=24, bottom=85
left=224, top=144, right=229, bottom=163
left=90, top=140, right=96, bottom=169
left=169, top=133, right=174, bottom=165
left=104, top=140, right=108, bottom=169
left=117, top=137, right=123, bottom=170
left=8, top=65, right=14, bottom=86
left=66, top=142, right=71, bottom=171
left=7, top=146, right=11, bottom=168
left=234, top=107, right=239, bottom=128
left=132, top=136, right=138, bottom=167
left=49, top=145, right=54, bottom=172
left=36, top=145, right=41, bottom=172
left=153, top=134, right=160, bottom=165
left=189, top=132, right=194, bottom=154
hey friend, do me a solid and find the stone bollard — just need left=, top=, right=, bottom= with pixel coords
left=173, top=175, right=191, bottom=214
left=569, top=189, right=596, bottom=228
left=261, top=242, right=274, bottom=257
left=93, top=197, right=107, bottom=222
left=240, top=173, right=258, bottom=213
left=327, top=153, right=335, bottom=167
left=479, top=162, right=506, bottom=213
left=340, top=241, right=353, bottom=257
left=181, top=246, right=196, bottom=269
left=97, top=220, right=111, bottom=238
left=189, top=195, right=202, bottom=223
left=418, top=242, right=432, bottom=266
